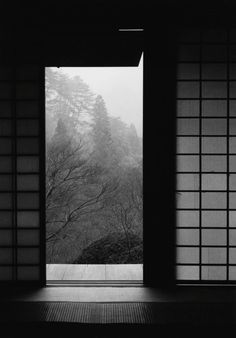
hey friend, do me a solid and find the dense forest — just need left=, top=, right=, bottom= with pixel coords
left=46, top=68, right=143, bottom=264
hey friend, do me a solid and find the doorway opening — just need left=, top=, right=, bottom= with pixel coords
left=45, top=58, right=143, bottom=282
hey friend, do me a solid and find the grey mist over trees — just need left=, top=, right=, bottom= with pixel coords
left=46, top=67, right=143, bottom=264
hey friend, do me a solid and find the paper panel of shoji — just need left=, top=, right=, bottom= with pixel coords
left=0, top=65, right=43, bottom=283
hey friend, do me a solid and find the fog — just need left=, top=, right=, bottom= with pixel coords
left=53, top=54, right=143, bottom=137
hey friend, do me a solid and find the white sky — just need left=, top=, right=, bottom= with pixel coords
left=56, top=54, right=143, bottom=137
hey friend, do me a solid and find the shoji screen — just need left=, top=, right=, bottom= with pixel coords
left=0, top=66, right=44, bottom=283
left=176, top=28, right=236, bottom=283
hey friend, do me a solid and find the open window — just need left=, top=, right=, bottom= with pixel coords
left=45, top=59, right=143, bottom=283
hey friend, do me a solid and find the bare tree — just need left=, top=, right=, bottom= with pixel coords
left=106, top=166, right=143, bottom=259
left=110, top=201, right=136, bottom=258
left=46, top=132, right=119, bottom=262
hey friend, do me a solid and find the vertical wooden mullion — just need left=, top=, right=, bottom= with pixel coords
left=12, top=65, right=17, bottom=281
left=199, top=32, right=202, bottom=281
left=226, top=28, right=230, bottom=281
left=39, top=66, right=46, bottom=285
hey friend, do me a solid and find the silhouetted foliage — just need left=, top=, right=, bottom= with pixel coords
left=74, top=232, right=142, bottom=264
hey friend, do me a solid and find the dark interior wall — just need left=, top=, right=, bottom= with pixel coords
left=143, top=28, right=177, bottom=287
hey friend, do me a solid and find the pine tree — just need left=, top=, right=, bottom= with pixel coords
left=52, top=118, right=70, bottom=145
left=45, top=68, right=95, bottom=140
left=127, top=123, right=141, bottom=155
left=92, top=95, right=112, bottom=167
